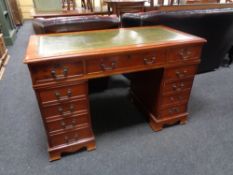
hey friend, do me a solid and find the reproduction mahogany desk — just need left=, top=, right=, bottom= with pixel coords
left=24, top=26, right=206, bottom=161
left=104, top=0, right=146, bottom=16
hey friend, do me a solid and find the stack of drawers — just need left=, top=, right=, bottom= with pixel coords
left=150, top=45, right=201, bottom=131
left=29, top=60, right=96, bottom=161
left=0, top=34, right=9, bottom=79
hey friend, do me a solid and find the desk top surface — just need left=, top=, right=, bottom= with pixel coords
left=25, top=26, right=205, bottom=64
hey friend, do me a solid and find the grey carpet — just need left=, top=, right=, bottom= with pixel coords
left=0, top=21, right=233, bottom=175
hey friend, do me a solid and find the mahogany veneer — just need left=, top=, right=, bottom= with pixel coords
left=24, top=26, right=206, bottom=161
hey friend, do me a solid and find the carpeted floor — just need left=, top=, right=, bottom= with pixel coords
left=0, top=21, right=233, bottom=175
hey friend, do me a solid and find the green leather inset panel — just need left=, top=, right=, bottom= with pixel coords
left=38, top=27, right=192, bottom=57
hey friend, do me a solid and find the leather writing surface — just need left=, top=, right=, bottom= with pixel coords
left=38, top=27, right=192, bottom=57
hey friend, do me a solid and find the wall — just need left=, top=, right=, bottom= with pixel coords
left=18, top=0, right=34, bottom=19
left=17, top=0, right=103, bottom=19
left=17, top=0, right=157, bottom=19
left=18, top=0, right=228, bottom=20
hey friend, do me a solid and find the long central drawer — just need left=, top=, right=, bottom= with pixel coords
left=85, top=50, right=166, bottom=74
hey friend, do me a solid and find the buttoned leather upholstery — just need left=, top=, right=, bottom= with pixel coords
left=33, top=15, right=120, bottom=34
left=122, top=8, right=233, bottom=73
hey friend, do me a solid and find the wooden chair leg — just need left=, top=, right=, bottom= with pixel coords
left=67, top=0, right=71, bottom=10
left=62, top=0, right=65, bottom=8
left=81, top=0, right=86, bottom=8
left=72, top=0, right=76, bottom=9
left=87, top=0, right=93, bottom=12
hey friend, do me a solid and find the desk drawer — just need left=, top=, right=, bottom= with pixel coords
left=38, top=82, right=87, bottom=105
left=30, top=60, right=84, bottom=84
left=49, top=127, right=92, bottom=147
left=160, top=90, right=191, bottom=108
left=162, top=78, right=194, bottom=95
left=158, top=104, right=186, bottom=119
left=86, top=50, right=166, bottom=74
left=132, top=50, right=166, bottom=67
left=86, top=55, right=128, bottom=74
left=167, top=46, right=201, bottom=62
left=164, top=65, right=197, bottom=81
left=46, top=113, right=89, bottom=133
left=42, top=98, right=88, bottom=119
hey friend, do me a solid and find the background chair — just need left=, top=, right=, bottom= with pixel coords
left=33, top=15, right=120, bottom=92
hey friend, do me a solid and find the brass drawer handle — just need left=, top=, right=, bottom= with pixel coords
left=54, top=89, right=72, bottom=100
left=57, top=105, right=74, bottom=116
left=175, top=70, right=187, bottom=78
left=170, top=97, right=175, bottom=102
left=63, top=67, right=68, bottom=77
left=100, top=61, right=116, bottom=71
left=58, top=107, right=63, bottom=115
left=178, top=49, right=192, bottom=60
left=180, top=83, right=185, bottom=87
left=169, top=95, right=184, bottom=102
left=69, top=104, right=74, bottom=112
left=50, top=67, right=69, bottom=78
left=144, top=56, right=156, bottom=65
left=172, top=83, right=185, bottom=92
left=64, top=133, right=78, bottom=144
left=60, top=119, right=77, bottom=129
left=51, top=69, right=57, bottom=78
left=54, top=91, right=61, bottom=99
left=168, top=107, right=180, bottom=115
left=178, top=96, right=183, bottom=100
left=67, top=89, right=72, bottom=97
left=172, top=84, right=181, bottom=92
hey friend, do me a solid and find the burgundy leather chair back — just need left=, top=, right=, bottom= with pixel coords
left=33, top=15, right=120, bottom=34
left=122, top=8, right=233, bottom=73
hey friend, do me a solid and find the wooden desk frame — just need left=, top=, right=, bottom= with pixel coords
left=24, top=26, right=206, bottom=161
left=104, top=0, right=146, bottom=16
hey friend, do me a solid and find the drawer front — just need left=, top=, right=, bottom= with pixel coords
left=30, top=60, right=84, bottom=84
left=38, top=82, right=87, bottom=105
left=162, top=78, right=194, bottom=95
left=158, top=105, right=187, bottom=119
left=160, top=90, right=191, bottom=108
left=167, top=46, right=201, bottom=62
left=164, top=65, right=197, bottom=81
left=130, top=50, right=166, bottom=67
left=86, top=55, right=128, bottom=74
left=86, top=50, right=166, bottom=74
left=49, top=127, right=92, bottom=147
left=46, top=113, right=89, bottom=133
left=42, top=98, right=88, bottom=119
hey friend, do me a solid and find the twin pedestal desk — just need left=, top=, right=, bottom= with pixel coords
left=24, top=26, right=206, bottom=161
